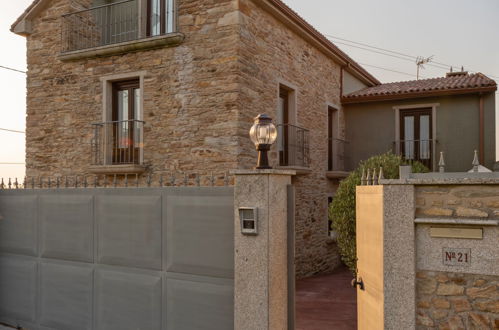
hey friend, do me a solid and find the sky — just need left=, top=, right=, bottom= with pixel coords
left=0, top=0, right=498, bottom=180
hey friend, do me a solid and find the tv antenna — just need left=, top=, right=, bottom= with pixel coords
left=416, top=56, right=433, bottom=80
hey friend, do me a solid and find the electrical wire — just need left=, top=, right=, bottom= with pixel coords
left=326, top=34, right=499, bottom=79
left=0, top=163, right=25, bottom=165
left=0, top=128, right=25, bottom=134
left=0, top=65, right=26, bottom=74
left=358, top=62, right=420, bottom=78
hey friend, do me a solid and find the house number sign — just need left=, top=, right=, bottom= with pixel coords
left=443, top=248, right=471, bottom=266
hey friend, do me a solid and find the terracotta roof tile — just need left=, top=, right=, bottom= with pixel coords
left=343, top=73, right=497, bottom=103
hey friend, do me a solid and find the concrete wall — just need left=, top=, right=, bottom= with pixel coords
left=344, top=93, right=496, bottom=172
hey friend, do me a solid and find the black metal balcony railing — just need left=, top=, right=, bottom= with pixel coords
left=62, top=0, right=176, bottom=53
left=328, top=138, right=350, bottom=172
left=394, top=139, right=433, bottom=169
left=277, top=124, right=310, bottom=168
left=92, top=120, right=145, bottom=165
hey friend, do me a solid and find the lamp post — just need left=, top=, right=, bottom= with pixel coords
left=249, top=114, right=277, bottom=169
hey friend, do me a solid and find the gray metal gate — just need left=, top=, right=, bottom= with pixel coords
left=0, top=187, right=234, bottom=330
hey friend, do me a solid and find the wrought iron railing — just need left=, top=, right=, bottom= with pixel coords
left=61, top=0, right=176, bottom=52
left=394, top=139, right=433, bottom=169
left=91, top=119, right=145, bottom=165
left=277, top=124, right=310, bottom=168
left=328, top=138, right=350, bottom=172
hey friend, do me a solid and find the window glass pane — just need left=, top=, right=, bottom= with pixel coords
left=150, top=0, right=161, bottom=36
left=134, top=88, right=141, bottom=145
left=404, top=116, right=414, bottom=159
left=166, top=0, right=174, bottom=33
left=118, top=90, right=129, bottom=148
left=420, top=115, right=430, bottom=159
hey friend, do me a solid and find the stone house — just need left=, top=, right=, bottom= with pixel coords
left=12, top=0, right=380, bottom=278
left=343, top=72, right=497, bottom=172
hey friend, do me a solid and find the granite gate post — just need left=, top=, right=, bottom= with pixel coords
left=232, top=169, right=295, bottom=330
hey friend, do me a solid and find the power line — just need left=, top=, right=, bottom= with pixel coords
left=358, top=62, right=420, bottom=78
left=0, top=65, right=26, bottom=74
left=0, top=128, right=25, bottom=134
left=326, top=34, right=499, bottom=79
left=0, top=163, right=25, bottom=165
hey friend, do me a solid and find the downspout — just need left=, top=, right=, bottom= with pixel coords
left=479, top=94, right=485, bottom=164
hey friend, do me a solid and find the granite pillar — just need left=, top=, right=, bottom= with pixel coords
left=232, top=169, right=295, bottom=330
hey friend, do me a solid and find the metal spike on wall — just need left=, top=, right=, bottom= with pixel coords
left=372, top=168, right=378, bottom=186
left=65, top=176, right=69, bottom=189
left=147, top=174, right=152, bottom=187
left=210, top=173, right=215, bottom=186
left=113, top=174, right=117, bottom=188
left=361, top=169, right=367, bottom=186
left=224, top=172, right=229, bottom=186
left=84, top=176, right=88, bottom=188
left=94, top=176, right=98, bottom=188
left=8, top=178, right=12, bottom=189
left=366, top=169, right=372, bottom=186
left=196, top=174, right=201, bottom=187
left=183, top=173, right=188, bottom=186
left=135, top=174, right=139, bottom=187
left=48, top=177, right=52, bottom=189
left=31, top=177, right=35, bottom=189
left=378, top=167, right=384, bottom=181
left=23, top=177, right=27, bottom=189
left=160, top=174, right=164, bottom=187
left=104, top=175, right=108, bottom=188
left=0, top=178, right=4, bottom=189
left=168, top=174, right=174, bottom=186
left=56, top=177, right=60, bottom=189
left=74, top=176, right=78, bottom=189
left=39, top=177, right=43, bottom=189
left=124, top=174, right=128, bottom=188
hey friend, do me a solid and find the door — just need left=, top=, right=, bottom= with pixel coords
left=112, top=80, right=141, bottom=164
left=400, top=108, right=432, bottom=169
left=356, top=186, right=384, bottom=330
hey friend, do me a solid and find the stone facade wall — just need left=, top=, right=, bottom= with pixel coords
left=238, top=0, right=343, bottom=277
left=22, top=0, right=346, bottom=277
left=416, top=185, right=499, bottom=219
left=25, top=0, right=241, bottom=179
left=416, top=270, right=499, bottom=329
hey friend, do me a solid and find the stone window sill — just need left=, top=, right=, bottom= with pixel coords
left=89, top=164, right=147, bottom=175
left=275, top=166, right=312, bottom=175
left=58, top=33, right=185, bottom=61
left=326, top=171, right=350, bottom=179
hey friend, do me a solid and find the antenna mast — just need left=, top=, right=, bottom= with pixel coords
left=416, top=56, right=434, bottom=80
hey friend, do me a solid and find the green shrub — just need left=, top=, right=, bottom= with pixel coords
left=328, top=152, right=428, bottom=273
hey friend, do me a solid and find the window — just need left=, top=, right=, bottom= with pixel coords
left=399, top=108, right=432, bottom=168
left=277, top=87, right=290, bottom=166
left=147, top=0, right=175, bottom=37
left=111, top=79, right=142, bottom=164
left=327, top=106, right=337, bottom=171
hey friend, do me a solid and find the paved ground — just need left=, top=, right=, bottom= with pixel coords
left=296, top=265, right=357, bottom=330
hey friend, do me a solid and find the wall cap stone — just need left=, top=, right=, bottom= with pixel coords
left=415, top=218, right=499, bottom=226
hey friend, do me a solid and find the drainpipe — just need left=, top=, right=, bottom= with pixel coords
left=479, top=94, right=485, bottom=165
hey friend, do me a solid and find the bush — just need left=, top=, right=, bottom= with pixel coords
left=328, top=152, right=428, bottom=273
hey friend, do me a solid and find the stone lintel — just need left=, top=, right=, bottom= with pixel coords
left=326, top=170, right=350, bottom=179
left=58, top=33, right=185, bottom=61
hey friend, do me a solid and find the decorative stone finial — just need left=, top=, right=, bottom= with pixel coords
left=361, top=169, right=367, bottom=186
left=438, top=152, right=446, bottom=173
left=472, top=150, right=480, bottom=172
left=378, top=167, right=384, bottom=181
left=373, top=168, right=378, bottom=186
left=366, top=169, right=372, bottom=186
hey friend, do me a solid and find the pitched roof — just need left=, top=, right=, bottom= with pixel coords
left=11, top=0, right=381, bottom=86
left=342, top=72, right=497, bottom=104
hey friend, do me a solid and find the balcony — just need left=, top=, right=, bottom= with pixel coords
left=326, top=138, right=350, bottom=179
left=277, top=124, right=310, bottom=172
left=394, top=139, right=434, bottom=170
left=60, top=0, right=183, bottom=60
left=90, top=120, right=146, bottom=174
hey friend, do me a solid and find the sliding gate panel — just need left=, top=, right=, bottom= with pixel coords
left=0, top=187, right=234, bottom=330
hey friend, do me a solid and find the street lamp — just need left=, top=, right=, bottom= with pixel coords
left=249, top=114, right=277, bottom=169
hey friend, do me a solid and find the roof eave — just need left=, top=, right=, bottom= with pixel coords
left=11, top=0, right=49, bottom=36
left=341, top=86, right=498, bottom=105
left=253, top=0, right=380, bottom=87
